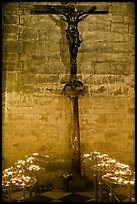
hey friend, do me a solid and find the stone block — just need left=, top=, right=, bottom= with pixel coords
left=104, top=32, right=125, bottom=42
left=19, top=15, right=35, bottom=26
left=111, top=62, right=131, bottom=75
left=68, top=175, right=88, bottom=192
left=3, top=24, right=21, bottom=34
left=112, top=42, right=134, bottom=53
left=3, top=15, right=19, bottom=25
left=81, top=42, right=98, bottom=52
left=106, top=53, right=128, bottom=62
left=126, top=2, right=135, bottom=17
left=3, top=2, right=19, bottom=7
left=52, top=178, right=65, bottom=190
left=5, top=81, right=17, bottom=93
left=22, top=61, right=47, bottom=73
left=124, top=34, right=134, bottom=43
left=94, top=62, right=111, bottom=74
left=111, top=15, right=124, bottom=23
left=35, top=74, right=59, bottom=83
left=3, top=53, right=19, bottom=62
left=47, top=62, right=65, bottom=74
left=87, top=21, right=110, bottom=32
left=2, top=62, right=22, bottom=71
left=112, top=3, right=128, bottom=15
left=15, top=84, right=34, bottom=93
left=84, top=52, right=105, bottom=62
left=2, top=41, right=22, bottom=53
left=20, top=53, right=33, bottom=61
left=128, top=25, right=135, bottom=34
left=84, top=31, right=105, bottom=42
left=97, top=42, right=112, bottom=53
left=111, top=23, right=128, bottom=33
left=19, top=29, right=38, bottom=40
left=37, top=32, right=49, bottom=41
left=2, top=3, right=19, bottom=15
left=80, top=62, right=94, bottom=74
left=22, top=41, right=48, bottom=51
left=17, top=73, right=35, bottom=85
left=3, top=33, right=18, bottom=41
left=86, top=14, right=111, bottom=23
left=124, top=16, right=135, bottom=24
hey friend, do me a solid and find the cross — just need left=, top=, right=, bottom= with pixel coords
left=32, top=3, right=109, bottom=79
left=32, top=2, right=109, bottom=176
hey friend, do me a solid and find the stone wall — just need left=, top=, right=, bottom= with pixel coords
left=2, top=2, right=135, bottom=177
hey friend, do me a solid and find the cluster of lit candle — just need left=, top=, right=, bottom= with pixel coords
left=83, top=151, right=109, bottom=166
left=83, top=151, right=135, bottom=185
left=2, top=174, right=36, bottom=188
left=103, top=173, right=135, bottom=185
left=2, top=153, right=49, bottom=189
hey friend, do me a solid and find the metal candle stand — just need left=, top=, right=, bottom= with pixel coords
left=93, top=168, right=104, bottom=202
left=83, top=152, right=135, bottom=202
left=102, top=175, right=134, bottom=202
left=94, top=166, right=135, bottom=202
left=2, top=177, right=37, bottom=201
left=94, top=168, right=135, bottom=202
left=2, top=153, right=49, bottom=201
left=94, top=169, right=98, bottom=202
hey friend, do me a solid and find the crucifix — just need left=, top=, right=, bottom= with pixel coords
left=32, top=2, right=109, bottom=176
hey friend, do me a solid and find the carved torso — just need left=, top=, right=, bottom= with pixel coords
left=65, top=12, right=80, bottom=34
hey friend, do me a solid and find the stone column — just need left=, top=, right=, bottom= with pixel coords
left=63, top=79, right=84, bottom=175
left=71, top=96, right=81, bottom=174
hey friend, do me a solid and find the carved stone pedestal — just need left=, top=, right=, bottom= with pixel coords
left=52, top=174, right=88, bottom=192
left=68, top=174, right=88, bottom=192
left=52, top=177, right=65, bottom=191
left=63, top=79, right=84, bottom=175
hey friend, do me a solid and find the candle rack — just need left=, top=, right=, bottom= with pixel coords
left=2, top=153, right=49, bottom=201
left=82, top=151, right=135, bottom=202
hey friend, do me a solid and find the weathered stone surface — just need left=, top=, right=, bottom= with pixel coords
left=112, top=3, right=128, bottom=15
left=97, top=42, right=112, bottom=53
left=3, top=15, right=19, bottom=24
left=2, top=62, right=23, bottom=71
left=2, top=2, right=135, bottom=176
left=111, top=15, right=124, bottom=23
left=68, top=175, right=87, bottom=192
left=111, top=23, right=128, bottom=33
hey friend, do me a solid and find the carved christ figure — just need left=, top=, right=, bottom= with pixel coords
left=48, top=4, right=96, bottom=65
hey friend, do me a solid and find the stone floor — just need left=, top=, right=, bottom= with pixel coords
left=2, top=185, right=135, bottom=202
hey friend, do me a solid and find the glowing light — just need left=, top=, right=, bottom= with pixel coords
left=123, top=180, right=129, bottom=184
left=33, top=153, right=39, bottom=156
left=130, top=181, right=135, bottom=185
left=83, top=153, right=90, bottom=157
left=82, top=151, right=135, bottom=186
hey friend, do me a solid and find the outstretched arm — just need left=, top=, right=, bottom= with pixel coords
left=47, top=5, right=67, bottom=22
left=79, top=14, right=89, bottom=22
left=60, top=16, right=67, bottom=22
left=78, top=6, right=96, bottom=22
left=47, top=5, right=66, bottom=15
left=47, top=5, right=58, bottom=13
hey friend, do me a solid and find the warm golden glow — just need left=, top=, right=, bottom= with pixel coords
left=2, top=153, right=49, bottom=188
left=82, top=151, right=135, bottom=186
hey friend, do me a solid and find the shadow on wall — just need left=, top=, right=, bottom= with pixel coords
left=2, top=157, right=9, bottom=170
left=46, top=160, right=71, bottom=171
left=48, top=13, right=84, bottom=76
